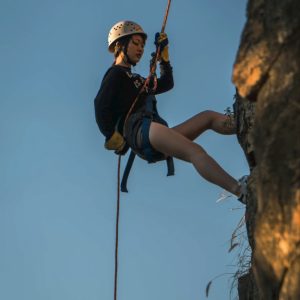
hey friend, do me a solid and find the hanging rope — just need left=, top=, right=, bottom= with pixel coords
left=113, top=1, right=172, bottom=299
left=114, top=155, right=121, bottom=300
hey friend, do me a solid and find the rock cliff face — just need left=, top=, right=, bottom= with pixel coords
left=232, top=0, right=300, bottom=299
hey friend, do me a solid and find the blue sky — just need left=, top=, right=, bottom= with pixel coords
left=0, top=1, right=248, bottom=299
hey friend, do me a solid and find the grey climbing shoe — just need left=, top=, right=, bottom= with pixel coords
left=237, top=175, right=248, bottom=204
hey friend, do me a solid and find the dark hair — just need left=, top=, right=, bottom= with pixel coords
left=113, top=36, right=131, bottom=59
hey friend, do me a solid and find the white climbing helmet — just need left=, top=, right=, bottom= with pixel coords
left=108, top=20, right=147, bottom=52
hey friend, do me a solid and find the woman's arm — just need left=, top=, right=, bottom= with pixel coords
left=155, top=61, right=174, bottom=94
left=94, top=67, right=121, bottom=140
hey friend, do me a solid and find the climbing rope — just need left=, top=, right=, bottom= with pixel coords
left=114, top=155, right=121, bottom=300
left=124, top=0, right=172, bottom=127
left=149, top=0, right=172, bottom=76
left=113, top=1, right=172, bottom=299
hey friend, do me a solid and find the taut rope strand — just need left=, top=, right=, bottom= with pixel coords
left=124, top=0, right=172, bottom=127
left=114, top=155, right=121, bottom=300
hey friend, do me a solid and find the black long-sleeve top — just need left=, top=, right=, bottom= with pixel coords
left=94, top=61, right=174, bottom=140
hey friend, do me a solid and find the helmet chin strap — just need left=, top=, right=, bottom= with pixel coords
left=122, top=55, right=136, bottom=67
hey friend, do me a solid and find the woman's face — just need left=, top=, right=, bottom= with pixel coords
left=126, top=34, right=145, bottom=65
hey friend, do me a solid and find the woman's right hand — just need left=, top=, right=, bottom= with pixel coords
left=105, top=131, right=126, bottom=153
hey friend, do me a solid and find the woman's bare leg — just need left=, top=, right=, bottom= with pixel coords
left=172, top=110, right=236, bottom=141
left=149, top=122, right=240, bottom=196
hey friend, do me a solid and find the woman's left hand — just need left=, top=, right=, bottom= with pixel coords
left=155, top=32, right=169, bottom=62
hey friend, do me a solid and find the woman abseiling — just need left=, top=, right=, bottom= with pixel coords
left=94, top=20, right=248, bottom=203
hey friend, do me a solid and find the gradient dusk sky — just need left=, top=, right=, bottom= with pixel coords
left=0, top=1, right=248, bottom=299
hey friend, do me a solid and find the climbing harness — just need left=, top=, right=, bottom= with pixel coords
left=121, top=95, right=174, bottom=192
left=113, top=1, right=172, bottom=299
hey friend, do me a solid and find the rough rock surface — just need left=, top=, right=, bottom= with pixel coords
left=232, top=0, right=300, bottom=299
